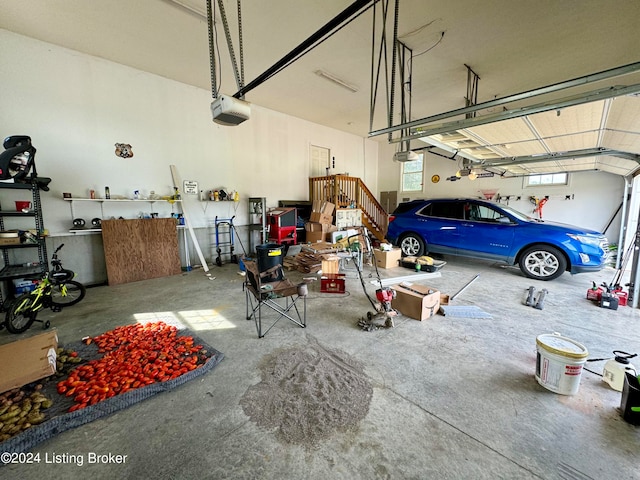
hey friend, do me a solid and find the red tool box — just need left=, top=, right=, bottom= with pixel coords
left=321, top=273, right=345, bottom=293
left=267, top=208, right=297, bottom=245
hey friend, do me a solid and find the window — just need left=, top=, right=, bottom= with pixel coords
left=525, top=173, right=568, bottom=186
left=401, top=153, right=424, bottom=192
left=466, top=203, right=513, bottom=223
left=420, top=201, right=464, bottom=219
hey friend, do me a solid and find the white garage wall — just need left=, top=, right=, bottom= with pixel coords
left=0, top=29, right=379, bottom=234
left=377, top=144, right=624, bottom=241
left=0, top=30, right=381, bottom=282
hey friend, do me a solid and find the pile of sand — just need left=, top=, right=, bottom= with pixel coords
left=240, top=342, right=373, bottom=447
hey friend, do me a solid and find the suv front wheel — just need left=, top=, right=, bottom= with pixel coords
left=518, top=245, right=567, bottom=280
left=399, top=233, right=426, bottom=257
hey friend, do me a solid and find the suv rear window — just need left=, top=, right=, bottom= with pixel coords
left=420, top=201, right=464, bottom=219
left=393, top=202, right=422, bottom=214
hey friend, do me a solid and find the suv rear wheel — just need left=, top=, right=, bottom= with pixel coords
left=399, top=233, right=425, bottom=257
left=519, top=245, right=567, bottom=280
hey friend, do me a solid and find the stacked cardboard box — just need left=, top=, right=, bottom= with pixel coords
left=305, top=201, right=336, bottom=243
left=309, top=200, right=335, bottom=224
left=282, top=242, right=338, bottom=273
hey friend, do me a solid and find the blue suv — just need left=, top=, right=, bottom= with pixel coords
left=386, top=198, right=609, bottom=281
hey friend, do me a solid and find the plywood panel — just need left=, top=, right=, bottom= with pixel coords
left=101, top=218, right=181, bottom=286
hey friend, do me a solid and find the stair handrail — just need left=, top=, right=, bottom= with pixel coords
left=309, top=174, right=388, bottom=241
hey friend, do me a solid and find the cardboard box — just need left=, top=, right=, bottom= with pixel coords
left=312, top=200, right=335, bottom=216
left=0, top=237, right=21, bottom=246
left=440, top=293, right=450, bottom=306
left=391, top=283, right=440, bottom=321
left=305, top=222, right=330, bottom=243
left=309, top=211, right=333, bottom=224
left=373, top=247, right=402, bottom=269
left=0, top=330, right=58, bottom=393
left=321, top=254, right=340, bottom=274
left=310, top=200, right=335, bottom=224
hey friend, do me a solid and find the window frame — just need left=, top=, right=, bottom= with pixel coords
left=524, top=172, right=569, bottom=187
left=400, top=153, right=424, bottom=192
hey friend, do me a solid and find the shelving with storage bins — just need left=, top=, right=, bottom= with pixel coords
left=0, top=181, right=48, bottom=306
left=63, top=198, right=183, bottom=233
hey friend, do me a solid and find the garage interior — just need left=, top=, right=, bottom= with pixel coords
left=1, top=1, right=639, bottom=479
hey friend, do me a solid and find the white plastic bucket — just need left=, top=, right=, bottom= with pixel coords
left=535, top=333, right=588, bottom=395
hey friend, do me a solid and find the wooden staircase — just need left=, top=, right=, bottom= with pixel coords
left=309, top=175, right=388, bottom=242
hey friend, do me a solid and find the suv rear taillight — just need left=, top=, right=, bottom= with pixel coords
left=388, top=215, right=396, bottom=223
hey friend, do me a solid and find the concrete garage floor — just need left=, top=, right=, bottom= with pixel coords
left=1, top=253, right=639, bottom=480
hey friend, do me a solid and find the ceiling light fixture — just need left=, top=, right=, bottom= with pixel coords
left=315, top=70, right=359, bottom=93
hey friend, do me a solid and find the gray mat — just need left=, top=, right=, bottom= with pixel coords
left=439, top=305, right=492, bottom=318
left=1, top=328, right=224, bottom=455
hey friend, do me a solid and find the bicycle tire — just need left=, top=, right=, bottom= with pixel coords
left=50, top=280, right=86, bottom=308
left=5, top=293, right=37, bottom=334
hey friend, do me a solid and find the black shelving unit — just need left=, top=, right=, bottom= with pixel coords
left=0, top=181, right=48, bottom=307
left=248, top=197, right=268, bottom=254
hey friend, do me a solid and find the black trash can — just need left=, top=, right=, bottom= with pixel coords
left=256, top=243, right=284, bottom=281
left=621, top=372, right=640, bottom=425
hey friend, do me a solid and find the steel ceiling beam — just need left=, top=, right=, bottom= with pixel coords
left=369, top=60, right=640, bottom=138
left=232, top=0, right=377, bottom=99
left=393, top=83, right=640, bottom=144
left=476, top=148, right=640, bottom=168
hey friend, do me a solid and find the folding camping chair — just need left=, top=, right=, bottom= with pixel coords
left=243, top=259, right=307, bottom=338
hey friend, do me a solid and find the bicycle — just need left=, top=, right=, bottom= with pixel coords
left=4, top=243, right=86, bottom=333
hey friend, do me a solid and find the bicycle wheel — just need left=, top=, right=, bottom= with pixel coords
left=50, top=280, right=86, bottom=308
left=5, top=293, right=37, bottom=334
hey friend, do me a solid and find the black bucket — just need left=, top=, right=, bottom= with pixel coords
left=256, top=243, right=284, bottom=281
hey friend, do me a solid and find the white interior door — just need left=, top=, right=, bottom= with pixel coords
left=310, top=145, right=330, bottom=177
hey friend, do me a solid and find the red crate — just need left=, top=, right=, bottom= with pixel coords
left=321, top=273, right=345, bottom=293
